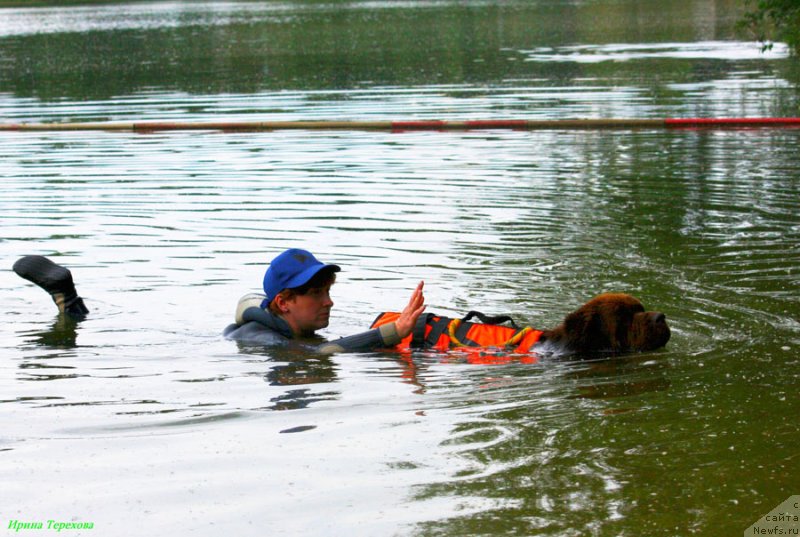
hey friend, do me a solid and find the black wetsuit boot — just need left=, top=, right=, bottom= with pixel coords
left=13, top=255, right=90, bottom=318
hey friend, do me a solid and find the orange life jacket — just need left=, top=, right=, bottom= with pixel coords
left=371, top=311, right=543, bottom=356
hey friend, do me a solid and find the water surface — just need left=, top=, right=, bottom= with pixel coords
left=1, top=1, right=799, bottom=536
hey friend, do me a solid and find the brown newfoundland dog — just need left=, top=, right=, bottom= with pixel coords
left=372, top=292, right=670, bottom=359
left=538, top=293, right=671, bottom=355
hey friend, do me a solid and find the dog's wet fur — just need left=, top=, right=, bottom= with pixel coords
left=535, top=293, right=670, bottom=356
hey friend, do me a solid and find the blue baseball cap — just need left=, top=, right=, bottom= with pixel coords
left=263, top=248, right=341, bottom=302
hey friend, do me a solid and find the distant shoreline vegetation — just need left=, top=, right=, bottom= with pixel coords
left=0, top=0, right=312, bottom=5
left=0, top=0, right=204, bottom=6
left=740, top=0, right=800, bottom=55
left=0, top=0, right=112, bottom=5
left=0, top=0, right=125, bottom=5
left=1, top=0, right=796, bottom=58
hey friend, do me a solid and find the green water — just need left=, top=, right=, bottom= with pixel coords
left=1, top=1, right=799, bottom=536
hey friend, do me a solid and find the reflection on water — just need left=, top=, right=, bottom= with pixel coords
left=1, top=0, right=799, bottom=535
left=23, top=314, right=80, bottom=349
left=264, top=354, right=340, bottom=410
left=521, top=40, right=790, bottom=62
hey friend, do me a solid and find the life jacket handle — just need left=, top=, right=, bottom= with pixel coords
left=461, top=310, right=519, bottom=328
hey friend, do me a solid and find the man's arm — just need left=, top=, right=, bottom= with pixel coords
left=316, top=281, right=425, bottom=354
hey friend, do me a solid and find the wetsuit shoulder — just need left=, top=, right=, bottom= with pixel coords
left=223, top=320, right=290, bottom=346
left=224, top=293, right=403, bottom=353
left=224, top=293, right=293, bottom=346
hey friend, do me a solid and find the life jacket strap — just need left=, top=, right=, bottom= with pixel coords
left=411, top=313, right=434, bottom=348
left=370, top=311, right=542, bottom=353
left=447, top=319, right=466, bottom=347
left=506, top=326, right=535, bottom=346
left=447, top=319, right=536, bottom=349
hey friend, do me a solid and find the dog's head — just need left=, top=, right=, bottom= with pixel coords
left=558, top=293, right=670, bottom=354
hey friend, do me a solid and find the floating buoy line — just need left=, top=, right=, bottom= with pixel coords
left=1, top=118, right=799, bottom=132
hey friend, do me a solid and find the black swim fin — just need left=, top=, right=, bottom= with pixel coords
left=13, top=255, right=89, bottom=318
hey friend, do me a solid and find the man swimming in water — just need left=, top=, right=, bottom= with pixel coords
left=222, top=248, right=425, bottom=352
left=13, top=249, right=426, bottom=354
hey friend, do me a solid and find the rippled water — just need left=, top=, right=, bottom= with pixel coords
left=1, top=1, right=799, bottom=536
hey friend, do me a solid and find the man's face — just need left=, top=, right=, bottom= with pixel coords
left=283, top=283, right=334, bottom=336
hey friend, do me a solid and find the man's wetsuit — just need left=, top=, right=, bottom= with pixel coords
left=223, top=294, right=400, bottom=354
